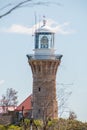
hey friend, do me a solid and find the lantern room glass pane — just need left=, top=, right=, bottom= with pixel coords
left=35, top=34, right=39, bottom=49
left=35, top=32, right=55, bottom=49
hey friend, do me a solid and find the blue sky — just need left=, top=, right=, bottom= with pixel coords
left=0, top=0, right=87, bottom=121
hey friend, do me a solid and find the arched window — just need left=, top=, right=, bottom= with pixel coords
left=41, top=36, right=48, bottom=48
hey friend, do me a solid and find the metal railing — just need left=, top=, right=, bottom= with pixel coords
left=26, top=54, right=63, bottom=60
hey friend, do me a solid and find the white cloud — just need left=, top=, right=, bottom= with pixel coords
left=0, top=80, right=5, bottom=86
left=3, top=24, right=32, bottom=34
left=51, top=22, right=76, bottom=35
left=1, top=19, right=76, bottom=35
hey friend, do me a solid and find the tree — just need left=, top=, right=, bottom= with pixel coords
left=0, top=88, right=18, bottom=112
left=57, top=83, right=72, bottom=117
left=68, top=111, right=77, bottom=120
left=0, top=0, right=61, bottom=19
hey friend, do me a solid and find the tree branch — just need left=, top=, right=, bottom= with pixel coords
left=0, top=1, right=61, bottom=19
left=0, top=0, right=32, bottom=19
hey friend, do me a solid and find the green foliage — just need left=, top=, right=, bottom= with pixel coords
left=24, top=118, right=30, bottom=125
left=8, top=125, right=21, bottom=130
left=48, top=120, right=53, bottom=127
left=48, top=119, right=58, bottom=127
left=0, top=118, right=87, bottom=130
left=66, top=119, right=87, bottom=130
left=0, top=125, right=6, bottom=130
left=34, top=120, right=42, bottom=127
left=46, top=118, right=87, bottom=130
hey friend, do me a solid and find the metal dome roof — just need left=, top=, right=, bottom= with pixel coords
left=35, top=18, right=55, bottom=33
left=35, top=25, right=54, bottom=33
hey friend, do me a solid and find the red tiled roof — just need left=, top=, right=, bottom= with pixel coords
left=15, top=95, right=32, bottom=111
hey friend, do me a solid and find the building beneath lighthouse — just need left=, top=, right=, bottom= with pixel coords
left=27, top=19, right=62, bottom=119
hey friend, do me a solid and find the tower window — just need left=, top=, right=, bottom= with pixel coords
left=38, top=87, right=41, bottom=92
left=38, top=109, right=40, bottom=114
left=38, top=65, right=40, bottom=72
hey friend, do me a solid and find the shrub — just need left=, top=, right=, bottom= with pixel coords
left=0, top=125, right=6, bottom=130
left=34, top=120, right=42, bottom=127
left=8, top=125, right=21, bottom=130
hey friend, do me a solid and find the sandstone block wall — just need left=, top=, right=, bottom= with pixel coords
left=28, top=60, right=60, bottom=119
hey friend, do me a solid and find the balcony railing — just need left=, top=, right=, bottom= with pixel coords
left=26, top=54, right=63, bottom=60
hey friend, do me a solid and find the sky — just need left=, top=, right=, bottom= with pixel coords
left=0, top=0, right=87, bottom=122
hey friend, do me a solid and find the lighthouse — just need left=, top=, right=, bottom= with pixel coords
left=27, top=18, right=62, bottom=119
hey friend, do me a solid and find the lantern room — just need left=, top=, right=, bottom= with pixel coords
left=34, top=19, right=55, bottom=56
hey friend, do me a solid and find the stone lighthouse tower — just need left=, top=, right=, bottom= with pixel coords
left=27, top=19, right=62, bottom=119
